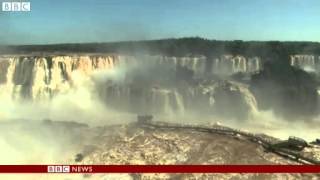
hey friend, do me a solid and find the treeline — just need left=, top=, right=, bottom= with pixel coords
left=1, top=37, right=320, bottom=58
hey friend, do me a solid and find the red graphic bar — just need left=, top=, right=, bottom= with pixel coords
left=0, top=165, right=320, bottom=173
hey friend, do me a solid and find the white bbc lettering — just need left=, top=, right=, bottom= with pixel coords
left=47, top=165, right=70, bottom=173
left=21, top=2, right=30, bottom=11
left=47, top=166, right=55, bottom=173
left=11, top=2, right=21, bottom=11
left=55, top=166, right=63, bottom=173
left=1, top=2, right=31, bottom=12
left=63, top=166, right=70, bottom=173
left=2, top=2, right=11, bottom=11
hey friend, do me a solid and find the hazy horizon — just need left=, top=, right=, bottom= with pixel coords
left=2, top=37, right=320, bottom=47
left=1, top=0, right=320, bottom=45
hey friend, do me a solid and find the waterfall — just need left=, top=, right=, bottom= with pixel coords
left=0, top=55, right=121, bottom=100
left=210, top=55, right=261, bottom=75
left=0, top=54, right=260, bottom=119
left=290, top=55, right=317, bottom=72
left=146, top=88, right=185, bottom=116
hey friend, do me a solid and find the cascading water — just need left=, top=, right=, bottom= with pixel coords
left=290, top=55, right=320, bottom=72
left=0, top=54, right=261, bottom=119
left=211, top=55, right=261, bottom=75
left=0, top=55, right=122, bottom=100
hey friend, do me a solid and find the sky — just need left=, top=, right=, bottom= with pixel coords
left=0, top=0, right=319, bottom=45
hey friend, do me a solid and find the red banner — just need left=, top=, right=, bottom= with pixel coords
left=0, top=165, right=319, bottom=173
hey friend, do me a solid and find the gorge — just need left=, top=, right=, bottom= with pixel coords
left=1, top=40, right=320, bottom=175
left=0, top=52, right=318, bottom=121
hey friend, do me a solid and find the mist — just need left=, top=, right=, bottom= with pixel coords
left=0, top=62, right=135, bottom=166
left=0, top=52, right=320, bottom=169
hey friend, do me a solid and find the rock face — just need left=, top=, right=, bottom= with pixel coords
left=81, top=123, right=287, bottom=165
left=213, top=81, right=258, bottom=120
left=73, top=122, right=320, bottom=179
left=2, top=120, right=320, bottom=179
left=251, top=61, right=319, bottom=119
left=0, top=58, right=9, bottom=84
left=97, top=80, right=259, bottom=119
left=99, top=85, right=185, bottom=115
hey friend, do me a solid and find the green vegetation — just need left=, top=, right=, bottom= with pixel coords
left=2, top=37, right=320, bottom=59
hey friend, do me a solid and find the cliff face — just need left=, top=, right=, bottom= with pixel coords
left=0, top=58, right=9, bottom=84
left=251, top=59, right=319, bottom=119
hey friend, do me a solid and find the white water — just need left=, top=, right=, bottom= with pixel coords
left=0, top=54, right=319, bottom=168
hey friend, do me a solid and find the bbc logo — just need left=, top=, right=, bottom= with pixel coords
left=47, top=166, right=70, bottom=173
left=2, top=2, right=31, bottom=12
